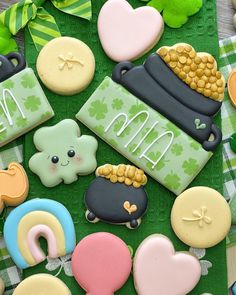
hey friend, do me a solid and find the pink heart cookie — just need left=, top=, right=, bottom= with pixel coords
left=133, top=234, right=201, bottom=295
left=98, top=0, right=164, bottom=62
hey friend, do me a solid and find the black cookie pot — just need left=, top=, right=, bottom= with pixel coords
left=112, top=54, right=222, bottom=152
left=85, top=176, right=148, bottom=229
left=0, top=52, right=26, bottom=83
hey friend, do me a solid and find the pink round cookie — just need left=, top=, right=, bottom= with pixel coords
left=133, top=234, right=201, bottom=295
left=98, top=0, right=164, bottom=62
left=72, top=232, right=132, bottom=295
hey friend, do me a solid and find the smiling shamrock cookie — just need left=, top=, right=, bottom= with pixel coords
left=36, top=37, right=95, bottom=95
left=85, top=164, right=148, bottom=229
left=157, top=43, right=225, bottom=101
left=13, top=274, right=71, bottom=295
left=133, top=234, right=201, bottom=295
left=171, top=187, right=231, bottom=248
left=29, top=119, right=98, bottom=187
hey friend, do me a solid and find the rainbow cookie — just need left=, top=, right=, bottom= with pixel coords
left=133, top=234, right=201, bottom=295
left=4, top=199, right=76, bottom=269
left=85, top=164, right=148, bottom=229
left=0, top=162, right=28, bottom=213
left=29, top=119, right=98, bottom=187
left=72, top=232, right=132, bottom=295
left=13, top=274, right=71, bottom=295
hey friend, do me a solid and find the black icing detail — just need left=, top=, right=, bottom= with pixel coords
left=144, top=54, right=222, bottom=116
left=84, top=176, right=148, bottom=226
left=67, top=150, right=75, bottom=157
left=112, top=55, right=222, bottom=151
left=0, top=53, right=26, bottom=83
left=51, top=156, right=59, bottom=164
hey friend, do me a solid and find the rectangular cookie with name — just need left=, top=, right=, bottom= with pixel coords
left=0, top=68, right=54, bottom=147
left=76, top=77, right=213, bottom=195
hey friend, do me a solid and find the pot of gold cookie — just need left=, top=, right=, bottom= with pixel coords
left=112, top=43, right=225, bottom=151
left=85, top=164, right=148, bottom=229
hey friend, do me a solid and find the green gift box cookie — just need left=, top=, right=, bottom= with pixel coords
left=0, top=54, right=54, bottom=147
left=76, top=77, right=213, bottom=195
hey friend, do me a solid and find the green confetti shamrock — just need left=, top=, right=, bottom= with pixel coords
left=16, top=116, right=28, bottom=128
left=164, top=172, right=181, bottom=190
left=114, top=119, right=131, bottom=138
left=144, top=0, right=203, bottom=28
left=112, top=98, right=124, bottom=110
left=24, top=96, right=41, bottom=112
left=0, top=97, right=17, bottom=116
left=129, top=103, right=148, bottom=123
left=182, top=158, right=199, bottom=175
left=88, top=100, right=108, bottom=120
left=21, top=73, right=37, bottom=89
left=171, top=143, right=183, bottom=156
left=0, top=21, right=18, bottom=55
left=2, top=79, right=14, bottom=89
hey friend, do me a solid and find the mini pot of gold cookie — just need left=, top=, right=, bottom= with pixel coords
left=84, top=164, right=148, bottom=229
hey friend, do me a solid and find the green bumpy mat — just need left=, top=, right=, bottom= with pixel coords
left=23, top=0, right=227, bottom=294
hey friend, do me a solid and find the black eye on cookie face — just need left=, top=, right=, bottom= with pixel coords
left=67, top=149, right=76, bottom=158
left=51, top=156, right=59, bottom=164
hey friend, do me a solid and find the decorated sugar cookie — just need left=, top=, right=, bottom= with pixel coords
left=133, top=234, right=201, bottom=295
left=148, top=0, right=203, bottom=28
left=0, top=162, right=28, bottom=213
left=171, top=187, right=231, bottom=248
left=98, top=0, right=164, bottom=62
left=77, top=47, right=223, bottom=194
left=29, top=119, right=98, bottom=187
left=228, top=69, right=236, bottom=108
left=13, top=274, right=71, bottom=295
left=0, top=53, right=54, bottom=147
left=85, top=164, right=148, bottom=229
left=0, top=278, right=4, bottom=295
left=4, top=198, right=76, bottom=269
left=72, top=232, right=132, bottom=295
left=36, top=37, right=95, bottom=95
left=157, top=43, right=225, bottom=101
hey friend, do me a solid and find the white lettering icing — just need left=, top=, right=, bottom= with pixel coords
left=105, top=111, right=174, bottom=169
left=0, top=89, right=26, bottom=132
left=139, top=131, right=174, bottom=169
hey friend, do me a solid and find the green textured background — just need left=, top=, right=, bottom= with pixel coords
left=23, top=0, right=227, bottom=294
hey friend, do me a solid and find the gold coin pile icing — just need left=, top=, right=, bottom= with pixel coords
left=96, top=164, right=147, bottom=188
left=157, top=43, right=225, bottom=101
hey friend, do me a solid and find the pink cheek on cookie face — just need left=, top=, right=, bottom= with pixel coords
left=75, top=155, right=82, bottom=163
left=49, top=164, right=58, bottom=173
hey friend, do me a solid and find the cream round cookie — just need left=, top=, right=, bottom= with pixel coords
left=36, top=37, right=95, bottom=96
left=171, top=187, right=231, bottom=248
left=13, top=274, right=71, bottom=295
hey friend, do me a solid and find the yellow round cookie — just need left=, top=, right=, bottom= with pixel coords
left=13, top=274, right=71, bottom=295
left=36, top=37, right=95, bottom=96
left=171, top=187, right=231, bottom=248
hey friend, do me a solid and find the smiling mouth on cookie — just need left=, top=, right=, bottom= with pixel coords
left=61, top=161, right=70, bottom=167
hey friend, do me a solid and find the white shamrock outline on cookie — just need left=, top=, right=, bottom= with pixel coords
left=189, top=247, right=212, bottom=276
left=45, top=254, right=73, bottom=277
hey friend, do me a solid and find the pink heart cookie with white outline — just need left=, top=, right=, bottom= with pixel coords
left=133, top=234, right=201, bottom=295
left=98, top=0, right=164, bottom=62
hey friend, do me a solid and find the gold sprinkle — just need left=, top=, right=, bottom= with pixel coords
left=189, top=71, right=195, bottom=78
left=207, top=63, right=214, bottom=69
left=170, top=61, right=177, bottom=68
left=179, top=56, right=187, bottom=64
left=201, top=56, right=208, bottom=63
left=211, top=84, right=218, bottom=92
left=183, top=65, right=191, bottom=73
left=195, top=57, right=202, bottom=64
left=196, top=69, right=204, bottom=77
left=190, top=82, right=197, bottom=90
left=158, top=48, right=168, bottom=57
left=204, top=89, right=211, bottom=97
left=212, top=92, right=219, bottom=100
left=216, top=79, right=223, bottom=87
left=164, top=55, right=171, bottom=63
left=197, top=80, right=205, bottom=88
left=177, top=46, right=185, bottom=53
left=189, top=51, right=196, bottom=59
left=179, top=71, right=187, bottom=79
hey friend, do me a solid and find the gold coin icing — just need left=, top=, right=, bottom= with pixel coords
left=157, top=43, right=225, bottom=101
left=96, top=164, right=147, bottom=188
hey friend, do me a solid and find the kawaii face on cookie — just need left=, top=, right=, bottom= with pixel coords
left=29, top=119, right=98, bottom=187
